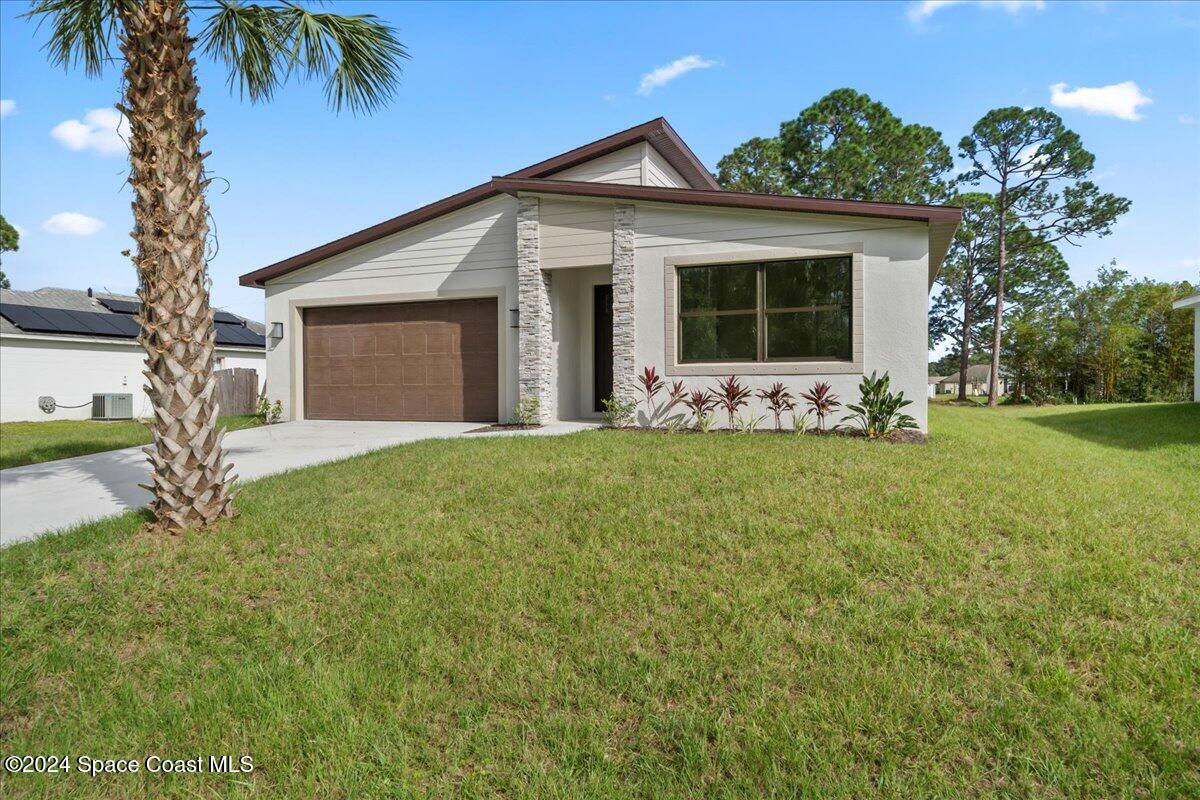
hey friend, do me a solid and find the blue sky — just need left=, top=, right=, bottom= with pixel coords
left=1, top=0, right=1198, bottom=331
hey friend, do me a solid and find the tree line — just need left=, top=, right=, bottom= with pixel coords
left=717, top=88, right=1195, bottom=405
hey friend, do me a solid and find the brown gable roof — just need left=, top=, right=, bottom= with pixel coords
left=239, top=119, right=961, bottom=288
left=506, top=117, right=720, bottom=190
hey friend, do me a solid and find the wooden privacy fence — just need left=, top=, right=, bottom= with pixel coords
left=214, top=368, right=259, bottom=416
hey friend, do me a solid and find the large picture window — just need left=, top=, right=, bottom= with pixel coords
left=677, top=255, right=852, bottom=363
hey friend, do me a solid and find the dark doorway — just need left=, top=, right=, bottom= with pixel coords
left=594, top=284, right=613, bottom=412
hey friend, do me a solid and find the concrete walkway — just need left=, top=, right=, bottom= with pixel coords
left=1, top=419, right=598, bottom=546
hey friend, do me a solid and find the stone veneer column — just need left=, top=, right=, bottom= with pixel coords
left=517, top=196, right=553, bottom=422
left=612, top=203, right=637, bottom=407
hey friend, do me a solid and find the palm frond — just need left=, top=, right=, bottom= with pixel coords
left=196, top=1, right=408, bottom=114
left=198, top=0, right=288, bottom=103
left=23, top=0, right=123, bottom=77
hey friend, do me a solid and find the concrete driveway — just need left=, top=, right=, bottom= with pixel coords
left=1, top=419, right=597, bottom=546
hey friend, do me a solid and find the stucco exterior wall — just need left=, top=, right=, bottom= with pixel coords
left=631, top=203, right=931, bottom=430
left=0, top=336, right=263, bottom=422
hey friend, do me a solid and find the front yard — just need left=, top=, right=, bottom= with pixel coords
left=0, top=415, right=263, bottom=469
left=0, top=403, right=1197, bottom=798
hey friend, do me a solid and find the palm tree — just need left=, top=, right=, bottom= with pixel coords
left=26, top=0, right=407, bottom=533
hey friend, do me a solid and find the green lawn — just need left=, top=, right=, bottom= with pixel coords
left=0, top=415, right=263, bottom=469
left=1, top=403, right=1197, bottom=798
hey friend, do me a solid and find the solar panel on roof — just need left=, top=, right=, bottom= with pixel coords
left=0, top=304, right=56, bottom=332
left=213, top=310, right=241, bottom=325
left=98, top=297, right=141, bottom=315
left=86, top=313, right=132, bottom=336
left=105, top=314, right=141, bottom=336
left=1, top=303, right=140, bottom=339
left=28, top=307, right=85, bottom=333
left=2, top=302, right=263, bottom=346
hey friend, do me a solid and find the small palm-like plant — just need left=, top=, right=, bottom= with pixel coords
left=24, top=0, right=407, bottom=533
left=841, top=371, right=918, bottom=438
left=664, top=380, right=686, bottom=412
left=800, top=381, right=841, bottom=432
left=756, top=382, right=796, bottom=432
left=683, top=389, right=718, bottom=431
left=660, top=379, right=687, bottom=428
left=637, top=366, right=664, bottom=407
left=715, top=375, right=751, bottom=429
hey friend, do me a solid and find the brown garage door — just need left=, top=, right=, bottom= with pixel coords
left=303, top=299, right=498, bottom=421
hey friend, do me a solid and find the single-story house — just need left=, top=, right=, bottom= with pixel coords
left=0, top=287, right=266, bottom=421
left=239, top=118, right=961, bottom=430
left=937, top=364, right=1009, bottom=397
left=928, top=376, right=945, bottom=398
left=1174, top=292, right=1200, bottom=401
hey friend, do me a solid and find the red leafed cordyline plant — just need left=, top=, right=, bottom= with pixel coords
left=756, top=382, right=796, bottom=432
left=664, top=380, right=687, bottom=414
left=715, top=375, right=752, bottom=429
left=800, top=381, right=841, bottom=431
left=683, top=389, right=718, bottom=430
left=637, top=366, right=664, bottom=407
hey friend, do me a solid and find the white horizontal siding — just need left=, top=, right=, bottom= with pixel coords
left=549, top=144, right=643, bottom=185
left=635, top=204, right=908, bottom=249
left=644, top=145, right=690, bottom=188
left=266, top=195, right=517, bottom=287
left=540, top=199, right=614, bottom=269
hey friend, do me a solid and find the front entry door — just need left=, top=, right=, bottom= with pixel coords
left=594, top=284, right=613, bottom=412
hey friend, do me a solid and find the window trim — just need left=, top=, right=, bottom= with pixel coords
left=663, top=245, right=864, bottom=376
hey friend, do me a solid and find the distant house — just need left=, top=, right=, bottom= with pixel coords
left=0, top=287, right=265, bottom=422
left=1174, top=293, right=1200, bottom=402
left=928, top=376, right=945, bottom=398
left=937, top=364, right=1009, bottom=396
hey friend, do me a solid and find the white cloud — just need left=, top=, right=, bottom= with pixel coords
left=0, top=99, right=15, bottom=118
left=1049, top=81, right=1151, bottom=121
left=51, top=108, right=130, bottom=155
left=1180, top=114, right=1196, bottom=125
left=908, top=0, right=1045, bottom=23
left=636, top=55, right=717, bottom=96
left=41, top=212, right=105, bottom=236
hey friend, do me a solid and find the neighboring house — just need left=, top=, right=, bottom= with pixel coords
left=239, top=118, right=961, bottom=430
left=937, top=364, right=1009, bottom=397
left=0, top=287, right=265, bottom=421
left=928, top=376, right=945, bottom=398
left=1174, top=292, right=1200, bottom=401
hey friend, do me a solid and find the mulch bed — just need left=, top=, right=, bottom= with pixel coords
left=464, top=423, right=543, bottom=434
left=609, top=425, right=928, bottom=444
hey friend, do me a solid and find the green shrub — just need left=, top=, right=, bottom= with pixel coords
left=841, top=371, right=917, bottom=438
left=600, top=395, right=637, bottom=428
left=509, top=397, right=541, bottom=427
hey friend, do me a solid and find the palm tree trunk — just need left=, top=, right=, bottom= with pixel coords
left=119, top=0, right=233, bottom=532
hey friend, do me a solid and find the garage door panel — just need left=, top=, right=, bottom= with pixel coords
left=303, top=299, right=497, bottom=422
left=375, top=332, right=398, bottom=355
left=375, top=362, right=399, bottom=386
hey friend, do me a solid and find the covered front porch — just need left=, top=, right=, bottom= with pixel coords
left=516, top=196, right=636, bottom=423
